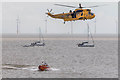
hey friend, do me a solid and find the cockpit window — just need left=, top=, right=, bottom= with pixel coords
left=91, top=13, right=94, bottom=15
left=81, top=13, right=83, bottom=16
left=87, top=9, right=90, bottom=11
left=88, top=11, right=91, bottom=14
left=76, top=10, right=83, bottom=13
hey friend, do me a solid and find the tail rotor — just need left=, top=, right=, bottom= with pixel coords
left=46, top=9, right=53, bottom=17
left=47, top=9, right=52, bottom=13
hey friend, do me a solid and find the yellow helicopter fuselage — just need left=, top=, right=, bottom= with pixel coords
left=47, top=9, right=95, bottom=21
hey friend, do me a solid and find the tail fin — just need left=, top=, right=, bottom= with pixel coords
left=46, top=13, right=52, bottom=16
left=46, top=12, right=54, bottom=18
left=46, top=9, right=54, bottom=18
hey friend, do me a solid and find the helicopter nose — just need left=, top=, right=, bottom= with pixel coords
left=93, top=14, right=95, bottom=18
left=92, top=13, right=95, bottom=18
left=91, top=13, right=95, bottom=18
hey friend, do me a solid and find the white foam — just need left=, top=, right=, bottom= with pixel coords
left=21, top=66, right=38, bottom=71
left=3, top=65, right=60, bottom=71
left=2, top=66, right=21, bottom=70
left=49, top=68, right=60, bottom=71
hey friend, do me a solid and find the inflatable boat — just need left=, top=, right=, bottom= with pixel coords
left=38, top=65, right=50, bottom=71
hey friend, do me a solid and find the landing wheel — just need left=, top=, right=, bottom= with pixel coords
left=64, top=22, right=65, bottom=24
left=83, top=18, right=87, bottom=21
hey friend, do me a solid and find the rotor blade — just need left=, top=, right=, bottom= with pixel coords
left=47, top=9, right=49, bottom=12
left=85, top=4, right=107, bottom=8
left=54, top=4, right=77, bottom=8
left=50, top=9, right=52, bottom=12
left=87, top=5, right=100, bottom=8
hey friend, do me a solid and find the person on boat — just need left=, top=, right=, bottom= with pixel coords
left=41, top=61, right=44, bottom=65
left=42, top=61, right=48, bottom=66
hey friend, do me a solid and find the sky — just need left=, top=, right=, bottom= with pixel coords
left=2, top=2, right=118, bottom=34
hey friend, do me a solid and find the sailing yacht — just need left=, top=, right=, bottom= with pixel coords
left=23, top=27, right=45, bottom=47
left=35, top=27, right=45, bottom=46
left=78, top=23, right=94, bottom=47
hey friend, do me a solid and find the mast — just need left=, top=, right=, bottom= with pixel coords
left=45, top=17, right=48, bottom=34
left=40, top=26, right=45, bottom=43
left=90, top=30, right=94, bottom=45
left=41, top=32, right=45, bottom=43
left=87, top=23, right=94, bottom=45
left=71, top=21, right=73, bottom=34
left=87, top=23, right=89, bottom=43
left=39, top=26, right=41, bottom=42
left=94, top=18, right=96, bottom=34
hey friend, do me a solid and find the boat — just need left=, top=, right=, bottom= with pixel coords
left=38, top=64, right=50, bottom=71
left=78, top=23, right=95, bottom=47
left=23, top=26, right=45, bottom=47
left=35, top=41, right=45, bottom=46
left=35, top=26, right=45, bottom=46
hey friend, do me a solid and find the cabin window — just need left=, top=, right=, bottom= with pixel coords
left=81, top=13, right=83, bottom=16
left=87, top=9, right=90, bottom=11
left=79, top=17, right=83, bottom=19
left=88, top=11, right=91, bottom=14
left=61, top=15, right=64, bottom=18
left=91, top=13, right=94, bottom=15
left=71, top=11, right=76, bottom=18
left=76, top=10, right=83, bottom=13
left=67, top=14, right=69, bottom=17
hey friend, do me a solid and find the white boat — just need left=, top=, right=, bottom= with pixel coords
left=23, top=27, right=45, bottom=47
left=78, top=23, right=94, bottom=47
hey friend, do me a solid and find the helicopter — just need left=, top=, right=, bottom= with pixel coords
left=46, top=4, right=96, bottom=24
